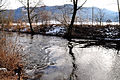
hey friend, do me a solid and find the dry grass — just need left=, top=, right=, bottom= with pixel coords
left=0, top=37, right=24, bottom=80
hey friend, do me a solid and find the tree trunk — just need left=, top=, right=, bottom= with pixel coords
left=27, top=0, right=34, bottom=34
left=67, top=4, right=77, bottom=41
left=117, top=0, right=120, bottom=25
left=119, top=11, right=120, bottom=25
left=92, top=7, right=94, bottom=26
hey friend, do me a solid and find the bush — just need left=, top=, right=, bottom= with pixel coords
left=0, top=38, right=24, bottom=80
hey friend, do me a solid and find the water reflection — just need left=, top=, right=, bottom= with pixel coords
left=1, top=32, right=120, bottom=80
left=68, top=41, right=78, bottom=80
left=73, top=46, right=116, bottom=80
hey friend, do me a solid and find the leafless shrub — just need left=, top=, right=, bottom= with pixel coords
left=0, top=37, right=24, bottom=80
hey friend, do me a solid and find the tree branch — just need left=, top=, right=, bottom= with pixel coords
left=18, top=0, right=26, bottom=8
left=73, top=0, right=76, bottom=5
left=77, top=0, right=87, bottom=10
left=30, top=0, right=41, bottom=14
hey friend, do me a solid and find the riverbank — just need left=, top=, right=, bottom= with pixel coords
left=1, top=24, right=120, bottom=40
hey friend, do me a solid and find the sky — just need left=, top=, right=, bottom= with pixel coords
left=6, top=0, right=118, bottom=12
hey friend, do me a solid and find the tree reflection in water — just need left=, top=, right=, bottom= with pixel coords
left=67, top=38, right=120, bottom=80
left=68, top=40, right=78, bottom=80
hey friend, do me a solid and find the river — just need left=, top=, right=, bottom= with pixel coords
left=1, top=32, right=120, bottom=80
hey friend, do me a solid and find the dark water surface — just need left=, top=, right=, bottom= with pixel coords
left=1, top=32, right=120, bottom=80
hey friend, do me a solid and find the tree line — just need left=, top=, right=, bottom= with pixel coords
left=0, top=0, right=120, bottom=37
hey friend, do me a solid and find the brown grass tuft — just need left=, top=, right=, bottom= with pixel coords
left=0, top=37, right=24, bottom=80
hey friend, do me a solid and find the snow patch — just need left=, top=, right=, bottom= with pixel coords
left=46, top=25, right=66, bottom=35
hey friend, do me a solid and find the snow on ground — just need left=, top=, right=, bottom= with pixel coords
left=46, top=25, right=66, bottom=35
left=98, top=26, right=119, bottom=38
left=11, top=21, right=119, bottom=26
left=20, top=28, right=29, bottom=32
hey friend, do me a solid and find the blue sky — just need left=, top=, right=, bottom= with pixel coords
left=7, top=0, right=118, bottom=12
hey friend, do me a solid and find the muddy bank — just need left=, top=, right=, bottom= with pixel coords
left=71, top=25, right=120, bottom=40
left=1, top=24, right=120, bottom=40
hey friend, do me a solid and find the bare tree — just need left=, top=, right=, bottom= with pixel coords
left=77, top=15, right=84, bottom=25
left=77, top=10, right=86, bottom=25
left=53, top=13, right=70, bottom=26
left=117, top=0, right=120, bottom=24
left=0, top=0, right=8, bottom=29
left=0, top=0, right=5, bottom=12
left=6, top=10, right=14, bottom=27
left=95, top=8, right=105, bottom=26
left=39, top=10, right=52, bottom=26
left=53, top=5, right=72, bottom=26
left=18, top=0, right=42, bottom=34
left=0, top=11, right=6, bottom=28
left=92, top=7, right=94, bottom=26
left=0, top=0, right=3, bottom=12
left=67, top=0, right=87, bottom=40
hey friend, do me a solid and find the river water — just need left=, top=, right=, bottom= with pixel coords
left=1, top=32, right=120, bottom=80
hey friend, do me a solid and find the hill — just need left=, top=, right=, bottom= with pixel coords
left=12, top=4, right=118, bottom=22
